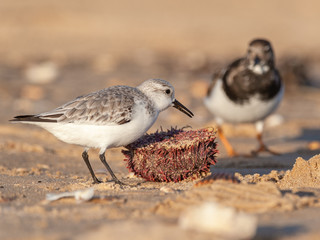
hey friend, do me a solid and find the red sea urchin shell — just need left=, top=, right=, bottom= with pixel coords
left=122, top=127, right=218, bottom=182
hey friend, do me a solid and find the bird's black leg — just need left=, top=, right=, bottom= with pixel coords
left=82, top=151, right=102, bottom=184
left=99, top=152, right=125, bottom=186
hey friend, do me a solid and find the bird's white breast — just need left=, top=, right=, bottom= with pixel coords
left=204, top=79, right=284, bottom=124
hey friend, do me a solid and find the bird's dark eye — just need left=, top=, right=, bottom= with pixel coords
left=165, top=89, right=171, bottom=94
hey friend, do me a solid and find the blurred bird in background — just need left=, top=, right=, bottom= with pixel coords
left=204, top=38, right=284, bottom=156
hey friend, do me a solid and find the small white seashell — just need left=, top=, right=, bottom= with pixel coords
left=46, top=187, right=94, bottom=203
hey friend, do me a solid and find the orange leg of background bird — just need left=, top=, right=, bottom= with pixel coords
left=251, top=132, right=280, bottom=156
left=217, top=126, right=237, bottom=157
left=257, top=132, right=266, bottom=150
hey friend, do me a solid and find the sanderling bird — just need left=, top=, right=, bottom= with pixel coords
left=204, top=38, right=284, bottom=156
left=11, top=79, right=194, bottom=184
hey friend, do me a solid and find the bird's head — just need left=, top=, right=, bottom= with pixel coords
left=246, top=38, right=275, bottom=75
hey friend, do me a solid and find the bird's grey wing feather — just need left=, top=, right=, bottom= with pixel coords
left=37, top=86, right=136, bottom=125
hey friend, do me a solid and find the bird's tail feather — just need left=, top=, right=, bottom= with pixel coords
left=10, top=115, right=59, bottom=123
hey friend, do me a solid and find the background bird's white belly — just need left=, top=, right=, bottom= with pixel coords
left=204, top=79, right=283, bottom=123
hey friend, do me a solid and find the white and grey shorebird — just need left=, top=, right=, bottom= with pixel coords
left=204, top=38, right=284, bottom=156
left=11, top=79, right=194, bottom=184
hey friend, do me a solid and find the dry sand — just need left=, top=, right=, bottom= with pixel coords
left=1, top=1, right=320, bottom=239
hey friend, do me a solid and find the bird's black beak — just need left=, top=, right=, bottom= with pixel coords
left=172, top=99, right=194, bottom=118
left=254, top=56, right=260, bottom=66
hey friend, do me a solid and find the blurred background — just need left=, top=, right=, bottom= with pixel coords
left=1, top=2, right=320, bottom=239
left=0, top=0, right=319, bottom=152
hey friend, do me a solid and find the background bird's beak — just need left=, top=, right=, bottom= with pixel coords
left=172, top=99, right=194, bottom=118
left=254, top=56, right=261, bottom=65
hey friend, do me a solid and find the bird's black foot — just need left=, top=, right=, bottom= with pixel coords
left=111, top=177, right=127, bottom=188
left=92, top=176, right=126, bottom=185
left=99, top=153, right=127, bottom=187
left=92, top=177, right=103, bottom=184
